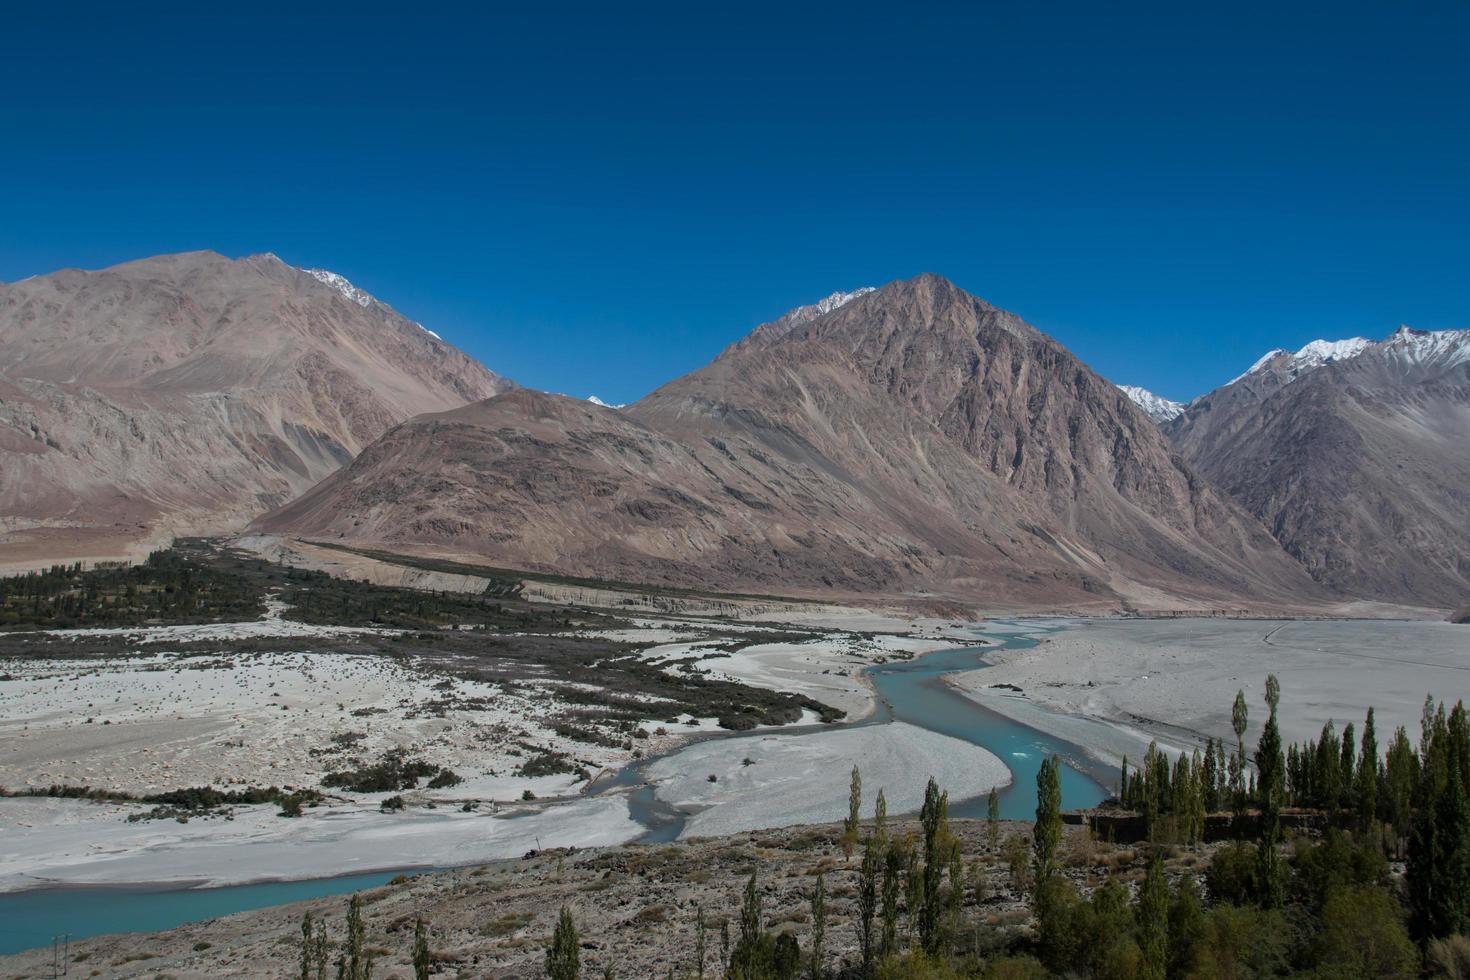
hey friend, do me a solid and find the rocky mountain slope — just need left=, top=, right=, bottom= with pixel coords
left=258, top=274, right=1324, bottom=611
left=1167, top=327, right=1470, bottom=606
left=0, top=251, right=509, bottom=567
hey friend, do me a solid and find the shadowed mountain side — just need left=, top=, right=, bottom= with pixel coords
left=1168, top=331, right=1470, bottom=606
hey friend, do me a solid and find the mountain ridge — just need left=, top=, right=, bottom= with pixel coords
left=1167, top=325, right=1470, bottom=606
left=0, top=250, right=510, bottom=568
left=257, top=273, right=1328, bottom=611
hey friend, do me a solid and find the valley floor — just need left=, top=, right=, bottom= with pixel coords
left=949, top=617, right=1470, bottom=766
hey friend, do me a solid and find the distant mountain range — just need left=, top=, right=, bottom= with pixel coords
left=0, top=252, right=508, bottom=567
left=256, top=274, right=1322, bottom=611
left=4, top=252, right=1464, bottom=612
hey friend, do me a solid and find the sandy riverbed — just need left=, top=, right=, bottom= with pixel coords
left=0, top=793, right=639, bottom=892
left=0, top=605, right=978, bottom=891
left=646, top=721, right=1009, bottom=838
left=949, top=618, right=1470, bottom=767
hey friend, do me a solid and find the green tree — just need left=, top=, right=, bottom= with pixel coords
left=1034, top=874, right=1084, bottom=974
left=695, top=905, right=707, bottom=980
left=874, top=788, right=888, bottom=846
left=918, top=777, right=949, bottom=953
left=1312, top=886, right=1417, bottom=979
left=311, top=916, right=329, bottom=980
left=773, top=933, right=800, bottom=980
left=1135, top=856, right=1169, bottom=980
left=986, top=786, right=1000, bottom=852
left=412, top=918, right=430, bottom=980
left=857, top=836, right=879, bottom=974
left=1357, top=707, right=1380, bottom=835
left=1384, top=725, right=1417, bottom=855
left=546, top=906, right=580, bottom=980
left=1033, top=756, right=1062, bottom=884
left=1231, top=688, right=1249, bottom=802
left=843, top=766, right=863, bottom=859
left=880, top=841, right=903, bottom=955
left=343, top=893, right=369, bottom=980
left=1188, top=905, right=1290, bottom=979
left=1254, top=677, right=1286, bottom=907
left=731, top=872, right=775, bottom=978
left=300, top=911, right=315, bottom=980
left=1167, top=876, right=1206, bottom=978
left=808, top=872, right=826, bottom=980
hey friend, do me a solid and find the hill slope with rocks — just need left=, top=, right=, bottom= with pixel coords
left=0, top=251, right=509, bottom=567
left=1166, top=327, right=1470, bottom=606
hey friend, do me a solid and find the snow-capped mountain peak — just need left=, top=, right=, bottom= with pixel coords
left=1117, top=384, right=1186, bottom=423
left=1229, top=335, right=1371, bottom=387
left=777, top=287, right=878, bottom=328
left=1229, top=327, right=1470, bottom=389
left=587, top=395, right=625, bottom=409
left=1291, top=337, right=1373, bottom=369
left=305, top=268, right=375, bottom=308
left=809, top=287, right=876, bottom=317
left=303, top=266, right=447, bottom=341
left=1380, top=325, right=1470, bottom=368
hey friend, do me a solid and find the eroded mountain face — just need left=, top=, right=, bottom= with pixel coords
left=1168, top=327, right=1470, bottom=606
left=258, top=274, right=1325, bottom=611
left=0, top=251, right=509, bottom=566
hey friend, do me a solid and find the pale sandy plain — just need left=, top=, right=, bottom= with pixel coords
left=0, top=602, right=971, bottom=890
left=950, top=617, right=1470, bottom=767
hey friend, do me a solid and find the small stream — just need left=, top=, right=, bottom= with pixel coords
left=0, top=619, right=1108, bottom=955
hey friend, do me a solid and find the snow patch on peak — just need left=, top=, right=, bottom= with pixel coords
left=1228, top=349, right=1289, bottom=386
left=779, top=287, right=877, bottom=327
left=305, top=268, right=374, bottom=308
left=414, top=322, right=442, bottom=340
left=809, top=287, right=877, bottom=317
left=587, top=396, right=625, bottom=409
left=1379, top=326, right=1470, bottom=368
left=1117, top=385, right=1186, bottom=423
left=1228, top=326, right=1470, bottom=390
left=1228, top=336, right=1370, bottom=387
left=1292, top=337, right=1373, bottom=368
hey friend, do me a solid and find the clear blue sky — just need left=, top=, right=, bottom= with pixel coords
left=3, top=2, right=1466, bottom=404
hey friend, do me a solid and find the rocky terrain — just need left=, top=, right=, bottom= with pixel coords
left=0, top=252, right=509, bottom=570
left=1167, top=327, right=1470, bottom=606
left=257, top=275, right=1325, bottom=612
left=0, top=817, right=1122, bottom=979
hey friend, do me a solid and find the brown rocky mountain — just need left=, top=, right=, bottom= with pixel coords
left=257, top=274, right=1325, bottom=611
left=1166, top=327, right=1470, bottom=607
left=0, top=251, right=509, bottom=568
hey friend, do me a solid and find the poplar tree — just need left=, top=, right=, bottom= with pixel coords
left=880, top=841, right=902, bottom=955
left=1033, top=756, right=1062, bottom=883
left=843, top=766, right=862, bottom=859
left=1254, top=675, right=1286, bottom=907
left=546, top=907, right=580, bottom=980
left=300, top=911, right=314, bottom=980
left=1232, top=689, right=1249, bottom=779
left=412, top=918, right=430, bottom=980
left=986, top=786, right=1000, bottom=852
left=808, top=872, right=826, bottom=980
left=694, top=905, right=707, bottom=980
left=857, top=836, right=879, bottom=974
left=1136, top=855, right=1169, bottom=980
left=343, top=894, right=368, bottom=980
left=1357, top=707, right=1379, bottom=834
left=918, top=777, right=948, bottom=953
